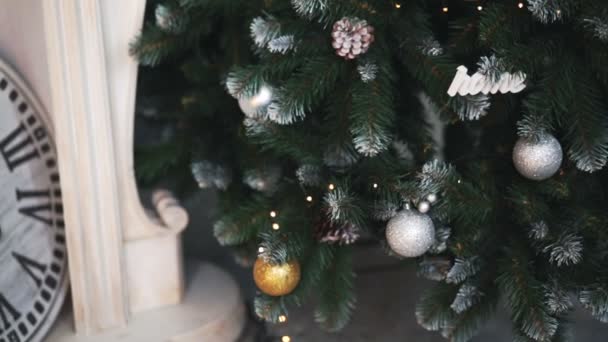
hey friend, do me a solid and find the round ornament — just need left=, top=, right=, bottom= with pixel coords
left=238, top=86, right=273, bottom=118
left=253, top=258, right=301, bottom=297
left=0, top=60, right=68, bottom=342
left=385, top=210, right=435, bottom=258
left=417, top=200, right=431, bottom=214
left=513, top=133, right=562, bottom=181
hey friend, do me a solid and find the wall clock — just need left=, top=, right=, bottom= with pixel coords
left=0, top=60, right=68, bottom=342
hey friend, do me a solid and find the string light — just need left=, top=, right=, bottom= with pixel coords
left=270, top=211, right=277, bottom=218
left=442, top=6, right=449, bottom=13
left=258, top=247, right=265, bottom=253
left=279, top=315, right=287, bottom=323
left=372, top=183, right=378, bottom=189
left=328, top=183, right=335, bottom=191
left=477, top=5, right=483, bottom=11
left=272, top=223, right=280, bottom=230
left=282, top=337, right=291, bottom=342
left=395, top=2, right=401, bottom=8
left=306, top=195, right=313, bottom=202
left=518, top=2, right=524, bottom=8
left=556, top=9, right=561, bottom=15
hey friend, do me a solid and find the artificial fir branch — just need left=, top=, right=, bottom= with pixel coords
left=285, top=244, right=336, bottom=308
left=314, top=247, right=357, bottom=332
left=542, top=232, right=583, bottom=267
left=416, top=283, right=458, bottom=332
left=268, top=35, right=297, bottom=54
left=528, top=221, right=550, bottom=241
left=579, top=286, right=608, bottom=323
left=244, top=117, right=322, bottom=163
left=349, top=69, right=395, bottom=156
left=214, top=194, right=272, bottom=246
left=450, top=283, right=484, bottom=314
left=255, top=294, right=288, bottom=323
left=250, top=16, right=282, bottom=48
left=498, top=251, right=559, bottom=341
left=418, top=256, right=452, bottom=282
left=543, top=281, right=573, bottom=315
left=324, top=184, right=366, bottom=229
left=446, top=257, right=481, bottom=285
left=269, top=57, right=343, bottom=124
left=135, top=0, right=608, bottom=338
left=291, top=0, right=329, bottom=21
left=131, top=25, right=200, bottom=66
left=584, top=16, right=608, bottom=42
left=155, top=3, right=189, bottom=34
left=442, top=293, right=497, bottom=342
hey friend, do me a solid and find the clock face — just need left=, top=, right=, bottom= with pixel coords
left=0, top=63, right=68, bottom=342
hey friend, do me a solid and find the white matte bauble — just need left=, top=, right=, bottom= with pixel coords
left=238, top=86, right=273, bottom=118
left=385, top=210, right=435, bottom=258
left=513, top=133, right=562, bottom=181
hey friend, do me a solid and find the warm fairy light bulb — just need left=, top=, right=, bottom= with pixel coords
left=395, top=3, right=401, bottom=8
left=258, top=247, right=265, bottom=253
left=270, top=211, right=277, bottom=218
left=477, top=5, right=483, bottom=11
left=279, top=315, right=287, bottom=323
left=328, top=183, right=335, bottom=191
left=372, top=183, right=378, bottom=189
left=556, top=9, right=561, bottom=15
left=306, top=195, right=313, bottom=202
left=442, top=6, right=448, bottom=13
left=282, top=337, right=291, bottom=342
left=272, top=223, right=280, bottom=230
left=518, top=2, right=524, bottom=8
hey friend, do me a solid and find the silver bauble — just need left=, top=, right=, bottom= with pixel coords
left=417, top=201, right=431, bottom=214
left=513, top=133, right=562, bottom=181
left=238, top=86, right=273, bottom=118
left=385, top=210, right=435, bottom=258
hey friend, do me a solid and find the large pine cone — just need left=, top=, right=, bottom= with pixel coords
left=331, top=17, right=375, bottom=60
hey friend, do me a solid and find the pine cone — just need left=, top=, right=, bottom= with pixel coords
left=314, top=217, right=360, bottom=245
left=331, top=17, right=375, bottom=60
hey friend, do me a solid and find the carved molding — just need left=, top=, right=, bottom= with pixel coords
left=41, top=0, right=195, bottom=335
left=42, top=0, right=129, bottom=334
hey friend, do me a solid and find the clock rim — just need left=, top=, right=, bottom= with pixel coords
left=0, top=58, right=69, bottom=342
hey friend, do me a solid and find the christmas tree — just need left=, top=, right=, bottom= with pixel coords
left=132, top=0, right=608, bottom=340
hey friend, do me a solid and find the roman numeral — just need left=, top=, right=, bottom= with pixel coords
left=0, top=123, right=40, bottom=172
left=13, top=252, right=47, bottom=287
left=0, top=293, right=21, bottom=333
left=16, top=188, right=53, bottom=226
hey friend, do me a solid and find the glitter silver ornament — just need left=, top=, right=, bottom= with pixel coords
left=386, top=210, right=435, bottom=258
left=513, top=133, right=563, bottom=181
left=238, top=86, right=273, bottom=118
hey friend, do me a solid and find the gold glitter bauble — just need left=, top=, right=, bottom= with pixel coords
left=253, top=258, right=301, bottom=296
